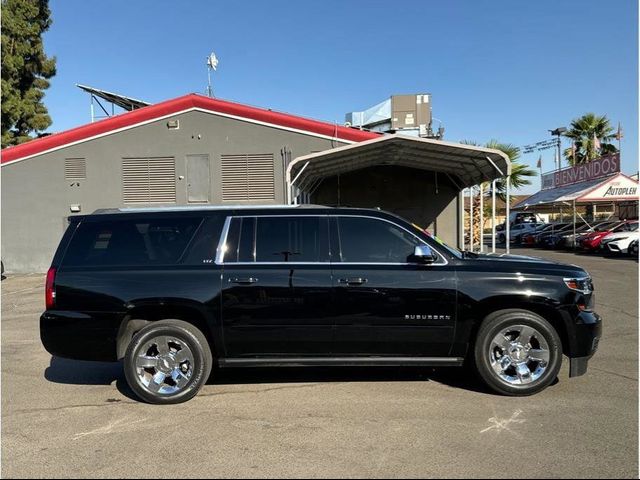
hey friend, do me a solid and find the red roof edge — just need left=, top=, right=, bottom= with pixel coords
left=1, top=93, right=380, bottom=164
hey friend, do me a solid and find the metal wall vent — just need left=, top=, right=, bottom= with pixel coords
left=221, top=153, right=275, bottom=201
left=64, top=158, right=86, bottom=180
left=122, top=157, right=176, bottom=204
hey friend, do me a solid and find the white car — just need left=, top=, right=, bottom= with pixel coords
left=498, top=222, right=546, bottom=244
left=604, top=231, right=640, bottom=254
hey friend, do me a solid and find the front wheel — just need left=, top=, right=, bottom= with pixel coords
left=498, top=233, right=506, bottom=244
left=473, top=309, right=562, bottom=396
left=124, top=319, right=213, bottom=404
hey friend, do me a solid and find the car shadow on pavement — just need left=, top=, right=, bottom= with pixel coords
left=209, top=366, right=497, bottom=395
left=44, top=356, right=503, bottom=398
left=44, top=356, right=139, bottom=401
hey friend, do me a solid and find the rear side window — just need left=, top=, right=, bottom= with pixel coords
left=63, top=217, right=203, bottom=266
left=223, top=216, right=329, bottom=263
left=256, top=217, right=327, bottom=262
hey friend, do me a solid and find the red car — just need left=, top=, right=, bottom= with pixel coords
left=580, top=220, right=638, bottom=251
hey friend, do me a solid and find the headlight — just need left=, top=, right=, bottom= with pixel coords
left=564, top=276, right=593, bottom=294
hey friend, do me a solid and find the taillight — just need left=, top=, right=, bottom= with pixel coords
left=45, top=267, right=56, bottom=310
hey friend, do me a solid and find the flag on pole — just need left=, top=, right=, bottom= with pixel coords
left=536, top=155, right=542, bottom=170
left=593, top=132, right=601, bottom=151
left=616, top=122, right=623, bottom=140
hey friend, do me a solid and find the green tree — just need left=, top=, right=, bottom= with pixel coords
left=462, top=140, right=537, bottom=244
left=563, top=113, right=617, bottom=165
left=1, top=0, right=56, bottom=147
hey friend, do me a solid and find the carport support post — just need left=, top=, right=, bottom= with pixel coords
left=573, top=199, right=577, bottom=251
left=491, top=180, right=496, bottom=253
left=479, top=183, right=484, bottom=252
left=459, top=189, right=466, bottom=250
left=505, top=175, right=511, bottom=254
left=469, top=187, right=474, bottom=251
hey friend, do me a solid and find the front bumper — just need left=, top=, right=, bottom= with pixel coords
left=567, top=311, right=602, bottom=377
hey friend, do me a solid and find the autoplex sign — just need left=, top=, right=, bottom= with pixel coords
left=541, top=153, right=620, bottom=190
left=578, top=174, right=639, bottom=202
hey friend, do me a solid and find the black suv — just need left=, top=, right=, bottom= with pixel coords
left=41, top=206, right=601, bottom=404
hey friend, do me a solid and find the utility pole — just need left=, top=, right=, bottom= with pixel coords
left=549, top=127, right=567, bottom=170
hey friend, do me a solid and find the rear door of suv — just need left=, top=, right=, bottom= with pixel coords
left=330, top=215, right=457, bottom=357
left=219, top=214, right=334, bottom=358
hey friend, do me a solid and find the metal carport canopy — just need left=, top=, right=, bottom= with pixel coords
left=286, top=134, right=511, bottom=196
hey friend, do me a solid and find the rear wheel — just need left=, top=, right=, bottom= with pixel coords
left=124, top=319, right=212, bottom=404
left=473, top=309, right=562, bottom=396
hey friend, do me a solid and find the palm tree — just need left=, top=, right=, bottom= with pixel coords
left=462, top=140, right=537, bottom=245
left=563, top=113, right=617, bottom=165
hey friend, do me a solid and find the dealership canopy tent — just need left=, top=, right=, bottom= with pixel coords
left=514, top=173, right=639, bottom=210
left=513, top=173, right=639, bottom=243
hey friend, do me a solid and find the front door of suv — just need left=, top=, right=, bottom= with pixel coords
left=331, top=216, right=457, bottom=357
left=220, top=215, right=334, bottom=358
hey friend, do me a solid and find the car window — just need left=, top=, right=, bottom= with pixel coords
left=248, top=216, right=329, bottom=263
left=337, top=217, right=424, bottom=263
left=63, top=217, right=203, bottom=267
left=182, top=215, right=226, bottom=265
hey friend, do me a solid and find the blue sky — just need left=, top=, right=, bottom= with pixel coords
left=43, top=0, right=637, bottom=193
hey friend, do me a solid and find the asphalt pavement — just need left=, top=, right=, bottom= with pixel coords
left=2, top=248, right=638, bottom=478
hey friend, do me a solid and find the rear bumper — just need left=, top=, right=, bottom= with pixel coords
left=567, top=311, right=602, bottom=377
left=40, top=310, right=121, bottom=362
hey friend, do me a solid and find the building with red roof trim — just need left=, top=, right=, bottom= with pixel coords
left=2, top=93, right=379, bottom=165
left=1, top=92, right=509, bottom=272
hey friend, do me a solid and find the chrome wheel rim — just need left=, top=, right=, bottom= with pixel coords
left=489, top=325, right=550, bottom=386
left=135, top=335, right=195, bottom=395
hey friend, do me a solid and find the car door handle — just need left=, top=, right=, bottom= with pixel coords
left=229, top=277, right=259, bottom=285
left=338, top=278, right=368, bottom=286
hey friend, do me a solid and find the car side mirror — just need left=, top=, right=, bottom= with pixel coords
left=413, top=245, right=437, bottom=264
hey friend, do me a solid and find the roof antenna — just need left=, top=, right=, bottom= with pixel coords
left=206, top=52, right=219, bottom=97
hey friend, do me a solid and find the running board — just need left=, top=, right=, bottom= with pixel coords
left=219, top=357, right=464, bottom=368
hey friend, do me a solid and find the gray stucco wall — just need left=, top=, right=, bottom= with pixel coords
left=311, top=166, right=460, bottom=246
left=1, top=111, right=346, bottom=272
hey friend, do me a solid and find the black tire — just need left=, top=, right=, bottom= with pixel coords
left=630, top=241, right=638, bottom=257
left=124, top=319, right=212, bottom=404
left=498, top=233, right=506, bottom=244
left=472, top=309, right=562, bottom=396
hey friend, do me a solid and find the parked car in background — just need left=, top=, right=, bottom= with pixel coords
left=580, top=221, right=639, bottom=252
left=555, top=221, right=619, bottom=250
left=541, top=223, right=587, bottom=248
left=498, top=222, right=546, bottom=244
left=521, top=224, right=556, bottom=246
left=605, top=233, right=639, bottom=255
left=602, top=228, right=639, bottom=255
left=496, top=212, right=544, bottom=232
left=534, top=223, right=571, bottom=247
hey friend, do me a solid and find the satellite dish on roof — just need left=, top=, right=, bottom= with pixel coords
left=206, top=51, right=219, bottom=97
left=207, top=52, right=219, bottom=71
